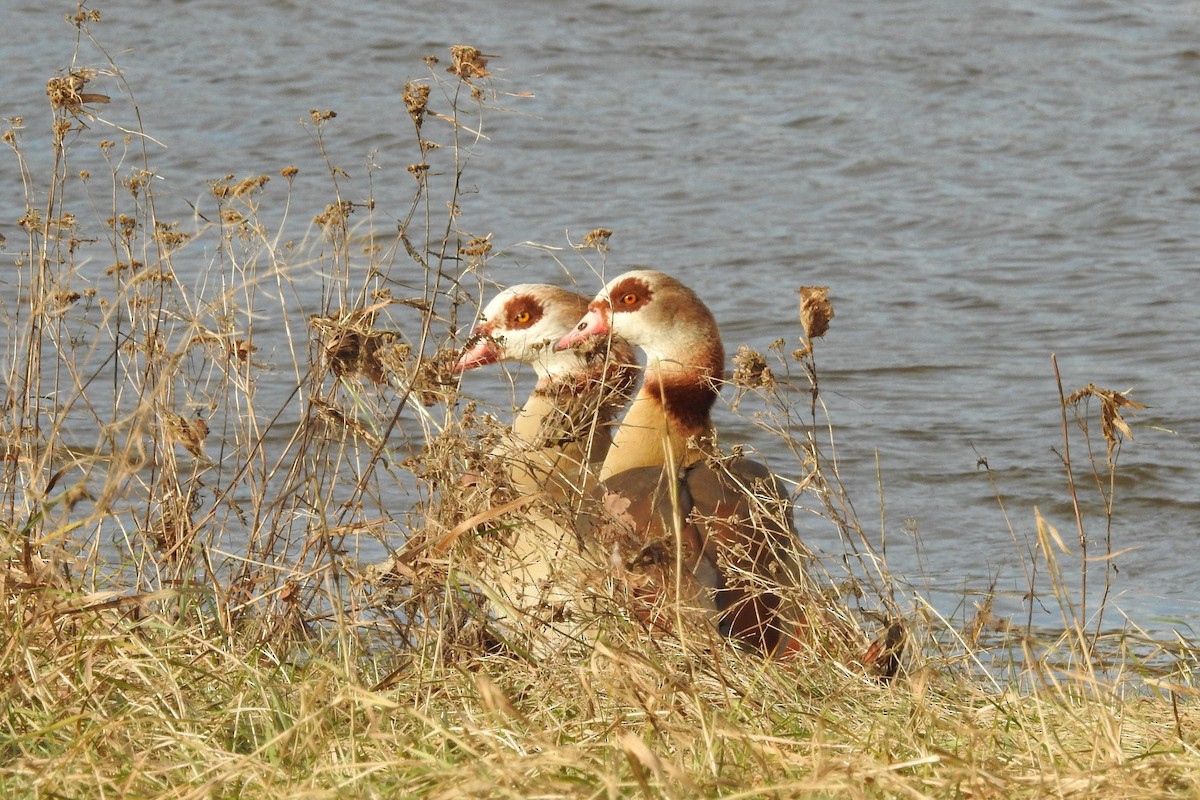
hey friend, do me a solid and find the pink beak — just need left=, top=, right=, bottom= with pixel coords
left=556, top=306, right=610, bottom=350
left=453, top=331, right=501, bottom=373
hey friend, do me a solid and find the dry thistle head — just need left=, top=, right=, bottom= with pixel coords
left=798, top=285, right=834, bottom=340
left=447, top=45, right=492, bottom=80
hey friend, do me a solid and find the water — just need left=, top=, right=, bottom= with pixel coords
left=3, top=0, right=1198, bottom=638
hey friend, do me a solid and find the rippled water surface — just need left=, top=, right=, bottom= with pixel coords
left=4, top=0, right=1199, bottom=635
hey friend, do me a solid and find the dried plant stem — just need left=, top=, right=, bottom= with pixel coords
left=1052, top=353, right=1088, bottom=635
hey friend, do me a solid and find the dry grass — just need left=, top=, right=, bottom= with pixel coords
left=2, top=7, right=1198, bottom=799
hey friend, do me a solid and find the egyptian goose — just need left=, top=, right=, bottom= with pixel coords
left=452, top=283, right=638, bottom=645
left=556, top=270, right=803, bottom=655
left=557, top=271, right=906, bottom=676
left=454, top=283, right=638, bottom=502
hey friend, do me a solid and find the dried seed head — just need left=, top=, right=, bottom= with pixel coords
left=154, top=221, right=189, bottom=251
left=313, top=200, right=353, bottom=227
left=448, top=45, right=491, bottom=80
left=732, top=345, right=775, bottom=390
left=52, top=119, right=72, bottom=144
left=46, top=70, right=109, bottom=113
left=403, top=82, right=431, bottom=128
left=105, top=259, right=144, bottom=276
left=458, top=235, right=492, bottom=257
left=18, top=209, right=42, bottom=230
left=581, top=228, right=613, bottom=251
left=234, top=175, right=270, bottom=197
left=798, top=285, right=834, bottom=340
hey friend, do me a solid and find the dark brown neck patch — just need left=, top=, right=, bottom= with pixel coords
left=643, top=373, right=716, bottom=436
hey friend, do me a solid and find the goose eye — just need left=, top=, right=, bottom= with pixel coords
left=620, top=292, right=638, bottom=306
left=514, top=311, right=531, bottom=324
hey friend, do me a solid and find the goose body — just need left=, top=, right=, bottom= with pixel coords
left=559, top=271, right=905, bottom=677
left=454, top=283, right=638, bottom=647
left=558, top=270, right=802, bottom=654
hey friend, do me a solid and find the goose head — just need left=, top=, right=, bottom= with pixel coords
left=557, top=270, right=724, bottom=382
left=455, top=284, right=592, bottom=378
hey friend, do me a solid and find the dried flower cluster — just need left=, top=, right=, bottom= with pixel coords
left=46, top=69, right=109, bottom=113
left=581, top=228, right=613, bottom=251
left=448, top=45, right=491, bottom=80
left=458, top=235, right=493, bottom=257
left=731, top=345, right=775, bottom=390
left=313, top=200, right=353, bottom=227
left=211, top=174, right=271, bottom=200
left=404, top=82, right=431, bottom=129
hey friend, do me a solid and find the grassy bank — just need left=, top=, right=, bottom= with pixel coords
left=3, top=8, right=1198, bottom=798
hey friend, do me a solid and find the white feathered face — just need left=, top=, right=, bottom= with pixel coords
left=455, top=284, right=590, bottom=376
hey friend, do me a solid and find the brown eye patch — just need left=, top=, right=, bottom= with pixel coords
left=608, top=276, right=652, bottom=313
left=503, top=295, right=544, bottom=329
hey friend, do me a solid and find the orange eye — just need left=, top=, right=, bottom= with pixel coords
left=620, top=292, right=638, bottom=306
left=514, top=311, right=531, bottom=324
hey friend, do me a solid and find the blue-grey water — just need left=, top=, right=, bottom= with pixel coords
left=3, top=0, right=1198, bottom=640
